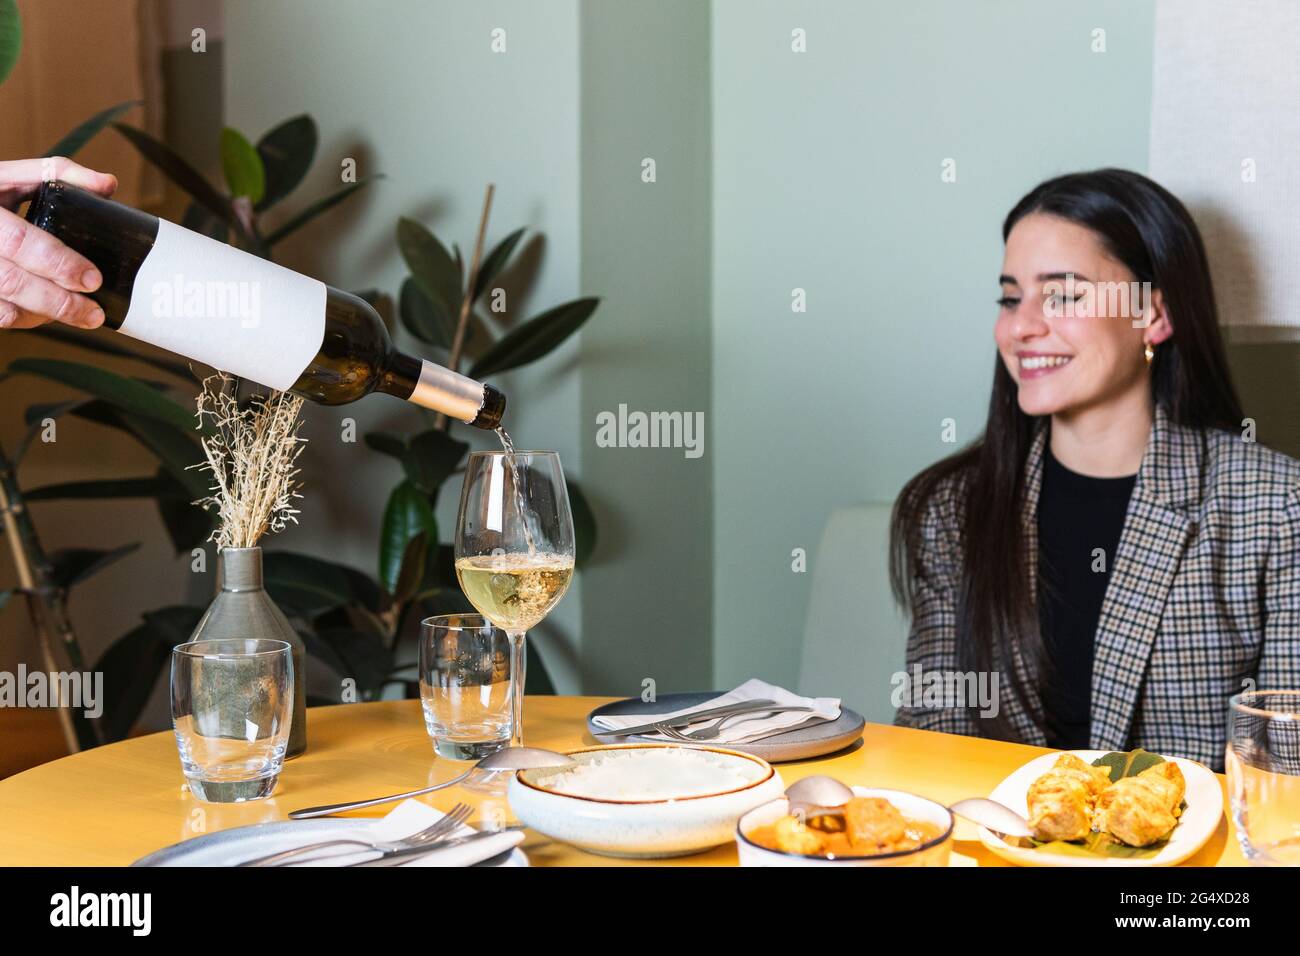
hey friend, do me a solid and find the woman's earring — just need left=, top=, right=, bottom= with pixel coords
left=1144, top=343, right=1155, bottom=365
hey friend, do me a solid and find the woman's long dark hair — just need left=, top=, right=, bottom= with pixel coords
left=889, top=168, right=1244, bottom=741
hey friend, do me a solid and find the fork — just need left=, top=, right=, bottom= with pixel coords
left=653, top=706, right=814, bottom=743
left=237, top=803, right=473, bottom=867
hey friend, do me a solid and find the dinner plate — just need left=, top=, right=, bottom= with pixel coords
left=979, top=750, right=1222, bottom=867
left=131, top=818, right=528, bottom=867
left=586, top=692, right=866, bottom=762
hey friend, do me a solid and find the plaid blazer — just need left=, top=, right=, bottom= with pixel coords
left=895, top=403, right=1300, bottom=770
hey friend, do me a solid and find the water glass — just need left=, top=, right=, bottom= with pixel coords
left=171, top=638, right=293, bottom=803
left=1226, top=690, right=1300, bottom=865
left=419, top=614, right=513, bottom=760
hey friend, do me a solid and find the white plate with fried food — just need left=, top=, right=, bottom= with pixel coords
left=979, top=750, right=1221, bottom=867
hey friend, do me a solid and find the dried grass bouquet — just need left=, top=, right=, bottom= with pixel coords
left=190, top=372, right=307, bottom=549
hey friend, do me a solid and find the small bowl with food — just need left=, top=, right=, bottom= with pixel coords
left=736, top=786, right=954, bottom=866
left=507, top=743, right=785, bottom=858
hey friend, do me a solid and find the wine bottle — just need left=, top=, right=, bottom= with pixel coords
left=23, top=181, right=505, bottom=428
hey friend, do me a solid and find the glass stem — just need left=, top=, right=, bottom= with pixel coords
left=509, top=630, right=526, bottom=747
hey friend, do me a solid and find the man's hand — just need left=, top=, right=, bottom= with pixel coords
left=0, top=157, right=118, bottom=330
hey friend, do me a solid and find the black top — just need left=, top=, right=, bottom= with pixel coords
left=1036, top=445, right=1137, bottom=749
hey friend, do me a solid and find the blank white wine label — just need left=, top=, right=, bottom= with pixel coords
left=121, top=219, right=327, bottom=390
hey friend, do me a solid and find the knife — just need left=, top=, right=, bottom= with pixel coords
left=349, top=828, right=526, bottom=867
left=592, top=699, right=794, bottom=738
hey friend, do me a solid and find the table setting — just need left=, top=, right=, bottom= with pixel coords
left=0, top=412, right=1293, bottom=869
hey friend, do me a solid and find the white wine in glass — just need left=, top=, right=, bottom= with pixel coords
left=454, top=448, right=574, bottom=751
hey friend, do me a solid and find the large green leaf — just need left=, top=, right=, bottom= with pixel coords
left=9, top=356, right=199, bottom=432
left=263, top=174, right=381, bottom=247
left=473, top=227, right=525, bottom=302
left=112, top=123, right=235, bottom=229
left=9, top=356, right=200, bottom=433
left=397, top=217, right=461, bottom=324
left=363, top=431, right=407, bottom=460
left=305, top=626, right=393, bottom=697
left=255, top=114, right=317, bottom=211
left=469, top=297, right=600, bottom=378
left=0, top=0, right=19, bottom=87
left=95, top=605, right=205, bottom=741
left=58, top=400, right=209, bottom=500
left=404, top=429, right=469, bottom=496
left=13, top=397, right=88, bottom=464
left=398, top=276, right=453, bottom=348
left=152, top=466, right=214, bottom=553
left=47, top=542, right=140, bottom=590
left=22, top=397, right=89, bottom=428
left=364, top=428, right=468, bottom=498
left=28, top=325, right=194, bottom=380
left=45, top=100, right=139, bottom=158
left=32, top=463, right=214, bottom=553
left=114, top=413, right=210, bottom=500
left=262, top=550, right=374, bottom=617
left=378, top=480, right=437, bottom=596
left=219, top=127, right=265, bottom=204
left=181, top=200, right=228, bottom=242
left=1092, top=748, right=1168, bottom=784
left=391, top=531, right=429, bottom=606
left=25, top=475, right=169, bottom=501
left=566, top=477, right=598, bottom=567
left=421, top=543, right=459, bottom=595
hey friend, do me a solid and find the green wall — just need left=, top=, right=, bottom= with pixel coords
left=223, top=0, right=587, bottom=690
left=223, top=0, right=1293, bottom=702
left=578, top=0, right=714, bottom=696
left=710, top=0, right=1157, bottom=689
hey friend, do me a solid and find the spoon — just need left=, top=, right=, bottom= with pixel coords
left=784, top=775, right=855, bottom=818
left=288, top=746, right=576, bottom=820
left=948, top=797, right=1034, bottom=841
left=786, top=778, right=1035, bottom=844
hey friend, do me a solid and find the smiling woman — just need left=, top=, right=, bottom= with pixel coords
left=890, top=169, right=1300, bottom=770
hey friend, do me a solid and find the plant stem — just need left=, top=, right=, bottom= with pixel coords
left=436, top=183, right=495, bottom=431
left=0, top=440, right=99, bottom=752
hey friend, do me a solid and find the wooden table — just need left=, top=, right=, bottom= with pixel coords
left=0, top=696, right=1242, bottom=866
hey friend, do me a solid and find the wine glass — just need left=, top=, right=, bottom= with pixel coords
left=454, top=450, right=574, bottom=752
left=1226, top=690, right=1300, bottom=865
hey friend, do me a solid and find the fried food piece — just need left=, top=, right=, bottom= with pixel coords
left=845, top=796, right=909, bottom=851
left=1056, top=753, right=1116, bottom=798
left=1099, top=762, right=1185, bottom=847
left=1027, top=754, right=1113, bottom=842
left=1142, top=760, right=1186, bottom=810
left=771, top=814, right=824, bottom=856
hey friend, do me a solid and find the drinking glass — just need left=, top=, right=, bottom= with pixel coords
left=171, top=638, right=293, bottom=803
left=419, top=614, right=513, bottom=759
left=1226, top=690, right=1300, bottom=865
left=454, top=450, right=574, bottom=749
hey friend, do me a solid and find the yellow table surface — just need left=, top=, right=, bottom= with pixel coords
left=0, top=696, right=1242, bottom=866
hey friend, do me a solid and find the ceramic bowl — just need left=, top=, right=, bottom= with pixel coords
left=507, top=743, right=785, bottom=858
left=735, top=786, right=954, bottom=867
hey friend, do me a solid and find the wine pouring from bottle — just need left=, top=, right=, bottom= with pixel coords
left=23, top=181, right=505, bottom=429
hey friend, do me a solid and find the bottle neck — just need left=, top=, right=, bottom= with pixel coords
left=379, top=353, right=505, bottom=429
left=218, top=547, right=264, bottom=591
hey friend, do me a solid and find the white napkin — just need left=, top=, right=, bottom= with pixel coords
left=591, top=678, right=840, bottom=744
left=268, top=799, right=524, bottom=867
